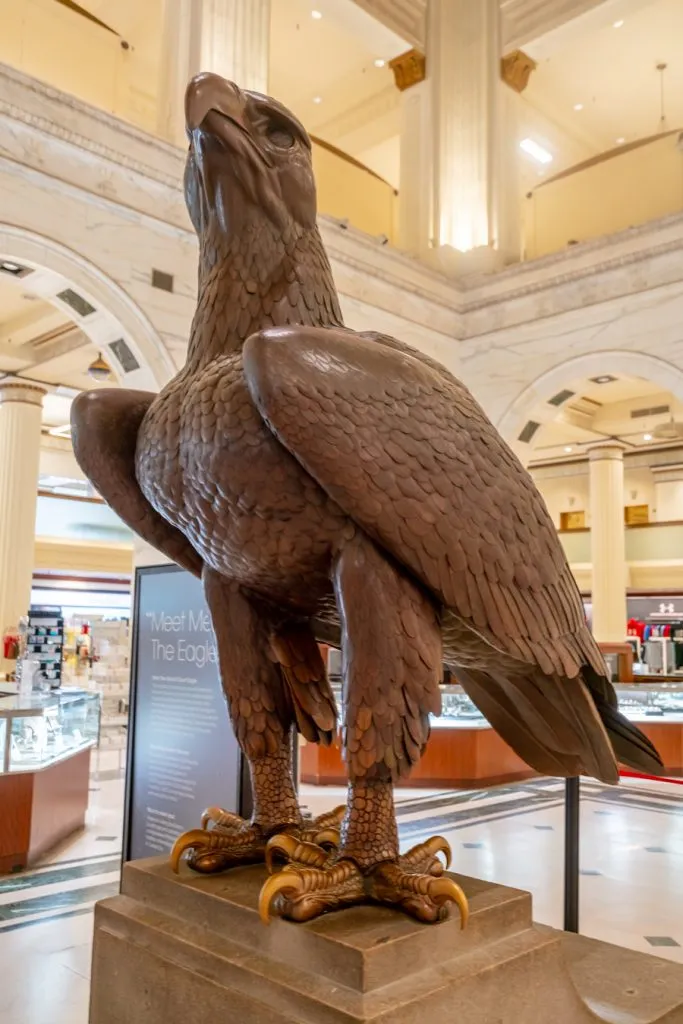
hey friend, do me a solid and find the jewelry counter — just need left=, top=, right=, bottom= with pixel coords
left=0, top=687, right=100, bottom=872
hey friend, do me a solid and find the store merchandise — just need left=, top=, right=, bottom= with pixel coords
left=25, top=607, right=64, bottom=688
left=71, top=72, right=661, bottom=932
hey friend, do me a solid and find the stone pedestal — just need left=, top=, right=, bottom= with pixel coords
left=90, top=858, right=683, bottom=1023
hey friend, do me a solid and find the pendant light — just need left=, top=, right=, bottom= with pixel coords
left=87, top=352, right=113, bottom=381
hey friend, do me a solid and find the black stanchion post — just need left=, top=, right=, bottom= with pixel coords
left=564, top=775, right=580, bottom=933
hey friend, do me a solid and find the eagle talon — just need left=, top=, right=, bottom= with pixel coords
left=371, top=858, right=469, bottom=928
left=200, top=806, right=244, bottom=831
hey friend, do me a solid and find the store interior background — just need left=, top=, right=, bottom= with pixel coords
left=1, top=0, right=683, bottom=1020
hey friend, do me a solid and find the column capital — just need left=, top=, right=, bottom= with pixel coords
left=0, top=381, right=47, bottom=407
left=501, top=50, right=537, bottom=94
left=389, top=49, right=426, bottom=92
left=588, top=442, right=627, bottom=462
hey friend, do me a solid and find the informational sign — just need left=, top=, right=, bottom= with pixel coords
left=123, top=565, right=245, bottom=863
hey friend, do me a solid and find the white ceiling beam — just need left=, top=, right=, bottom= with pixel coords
left=350, top=0, right=619, bottom=52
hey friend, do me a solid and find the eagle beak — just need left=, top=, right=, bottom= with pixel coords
left=185, top=72, right=249, bottom=142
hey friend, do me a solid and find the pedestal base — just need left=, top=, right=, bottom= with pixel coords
left=90, top=858, right=683, bottom=1024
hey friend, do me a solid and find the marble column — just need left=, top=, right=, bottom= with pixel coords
left=652, top=464, right=683, bottom=522
left=589, top=444, right=627, bottom=644
left=158, top=0, right=270, bottom=147
left=410, top=1, right=527, bottom=271
left=396, top=76, right=432, bottom=256
left=0, top=383, right=45, bottom=673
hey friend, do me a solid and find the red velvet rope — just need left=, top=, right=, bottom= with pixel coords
left=619, top=770, right=683, bottom=786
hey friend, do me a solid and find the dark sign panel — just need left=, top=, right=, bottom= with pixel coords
left=123, top=565, right=244, bottom=862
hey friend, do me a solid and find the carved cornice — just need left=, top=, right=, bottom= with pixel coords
left=350, top=0, right=426, bottom=49
left=389, top=49, right=426, bottom=92
left=501, top=50, right=537, bottom=93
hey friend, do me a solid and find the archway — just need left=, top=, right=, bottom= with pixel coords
left=496, top=350, right=683, bottom=466
left=0, top=225, right=176, bottom=391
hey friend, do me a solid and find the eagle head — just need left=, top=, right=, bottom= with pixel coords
left=184, top=73, right=317, bottom=240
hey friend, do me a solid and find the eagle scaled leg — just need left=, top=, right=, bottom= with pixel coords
left=260, top=535, right=468, bottom=926
left=171, top=569, right=342, bottom=874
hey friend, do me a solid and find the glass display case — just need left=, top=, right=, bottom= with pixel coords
left=0, top=688, right=100, bottom=773
left=330, top=680, right=683, bottom=727
left=614, top=681, right=683, bottom=722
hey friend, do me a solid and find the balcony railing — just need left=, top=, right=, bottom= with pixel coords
left=523, top=131, right=683, bottom=260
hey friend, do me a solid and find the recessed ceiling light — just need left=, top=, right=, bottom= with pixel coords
left=311, top=9, right=322, bottom=18
left=313, top=96, right=322, bottom=104
left=520, top=138, right=553, bottom=164
left=616, top=136, right=625, bottom=145
left=613, top=19, right=624, bottom=28
left=591, top=375, right=616, bottom=384
left=564, top=446, right=573, bottom=453
left=374, top=59, right=386, bottom=68
left=574, top=103, right=584, bottom=111
left=644, top=433, right=653, bottom=441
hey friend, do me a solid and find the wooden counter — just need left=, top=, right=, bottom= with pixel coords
left=301, top=720, right=683, bottom=787
left=0, top=746, right=92, bottom=873
left=301, top=726, right=537, bottom=789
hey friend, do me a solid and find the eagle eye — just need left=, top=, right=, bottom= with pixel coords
left=267, top=124, right=295, bottom=150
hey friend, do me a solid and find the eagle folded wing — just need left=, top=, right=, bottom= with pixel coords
left=243, top=325, right=603, bottom=682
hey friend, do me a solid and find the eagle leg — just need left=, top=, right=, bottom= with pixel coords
left=259, top=533, right=468, bottom=926
left=171, top=569, right=343, bottom=875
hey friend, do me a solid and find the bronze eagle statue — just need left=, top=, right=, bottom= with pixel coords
left=71, top=73, right=661, bottom=927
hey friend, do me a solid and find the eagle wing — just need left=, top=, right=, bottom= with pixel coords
left=243, top=324, right=602, bottom=682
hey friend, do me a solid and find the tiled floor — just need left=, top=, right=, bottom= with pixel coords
left=1, top=766, right=682, bottom=1024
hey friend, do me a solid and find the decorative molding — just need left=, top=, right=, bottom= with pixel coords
left=0, top=381, right=47, bottom=405
left=389, top=50, right=426, bottom=92
left=350, top=0, right=426, bottom=50
left=501, top=50, right=537, bottom=93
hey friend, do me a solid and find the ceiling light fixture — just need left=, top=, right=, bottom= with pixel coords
left=87, top=352, right=113, bottom=381
left=616, top=136, right=625, bottom=145
left=574, top=103, right=584, bottom=111
left=311, top=9, right=322, bottom=18
left=564, top=446, right=573, bottom=453
left=520, top=138, right=553, bottom=164
left=313, top=96, right=322, bottom=104
left=591, top=375, right=616, bottom=384
left=644, top=433, right=653, bottom=441
left=374, top=59, right=386, bottom=68
left=613, top=19, right=624, bottom=28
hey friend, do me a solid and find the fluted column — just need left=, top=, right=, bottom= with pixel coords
left=423, top=0, right=522, bottom=269
left=0, top=383, right=45, bottom=673
left=652, top=464, right=683, bottom=522
left=158, top=0, right=270, bottom=147
left=589, top=444, right=627, bottom=644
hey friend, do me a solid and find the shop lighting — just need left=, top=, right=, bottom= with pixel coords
left=644, top=433, right=653, bottom=441
left=374, top=59, right=386, bottom=68
left=564, top=446, right=573, bottom=453
left=87, top=352, right=113, bottom=381
left=311, top=9, right=322, bottom=18
left=616, top=137, right=625, bottom=145
left=313, top=96, right=322, bottom=104
left=613, top=19, right=624, bottom=28
left=574, top=103, right=584, bottom=111
left=520, top=138, right=553, bottom=164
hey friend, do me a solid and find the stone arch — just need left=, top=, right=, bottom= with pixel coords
left=0, top=224, right=176, bottom=390
left=496, top=349, right=683, bottom=465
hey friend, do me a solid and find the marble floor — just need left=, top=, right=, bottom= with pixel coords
left=1, top=762, right=682, bottom=1024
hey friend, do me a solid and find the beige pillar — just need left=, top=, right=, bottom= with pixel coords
left=157, top=0, right=270, bottom=147
left=589, top=444, right=627, bottom=643
left=652, top=465, right=683, bottom=522
left=0, top=383, right=45, bottom=673
left=425, top=0, right=521, bottom=269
